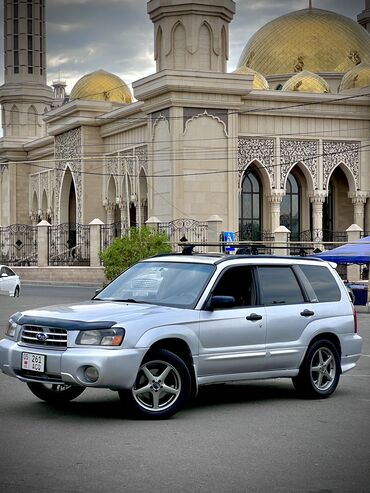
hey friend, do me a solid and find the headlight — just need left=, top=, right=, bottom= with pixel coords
left=76, top=328, right=125, bottom=346
left=6, top=320, right=18, bottom=338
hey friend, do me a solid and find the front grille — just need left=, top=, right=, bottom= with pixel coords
left=14, top=369, right=64, bottom=383
left=20, top=325, right=67, bottom=349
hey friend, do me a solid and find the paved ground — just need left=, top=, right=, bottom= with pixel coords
left=0, top=285, right=369, bottom=493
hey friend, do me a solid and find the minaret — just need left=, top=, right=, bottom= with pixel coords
left=358, top=0, right=370, bottom=32
left=0, top=0, right=53, bottom=139
left=147, top=0, right=235, bottom=73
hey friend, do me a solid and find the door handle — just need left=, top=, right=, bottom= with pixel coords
left=246, top=313, right=263, bottom=321
left=300, top=309, right=314, bottom=317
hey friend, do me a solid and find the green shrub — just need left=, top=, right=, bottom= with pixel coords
left=99, top=227, right=172, bottom=281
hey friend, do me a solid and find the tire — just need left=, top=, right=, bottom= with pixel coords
left=292, top=339, right=340, bottom=399
left=119, top=348, right=191, bottom=419
left=14, top=286, right=20, bottom=297
left=26, top=382, right=85, bottom=404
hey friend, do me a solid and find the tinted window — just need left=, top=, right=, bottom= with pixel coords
left=299, top=265, right=341, bottom=302
left=212, top=266, right=257, bottom=307
left=258, top=266, right=304, bottom=305
left=5, top=267, right=15, bottom=276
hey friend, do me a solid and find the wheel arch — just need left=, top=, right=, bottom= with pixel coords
left=307, top=332, right=342, bottom=358
left=148, top=338, right=198, bottom=397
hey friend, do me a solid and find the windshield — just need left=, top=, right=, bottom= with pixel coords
left=95, top=261, right=215, bottom=309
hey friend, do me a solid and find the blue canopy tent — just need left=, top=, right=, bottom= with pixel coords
left=314, top=236, right=370, bottom=264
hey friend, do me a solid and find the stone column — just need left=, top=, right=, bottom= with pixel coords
left=346, top=224, right=362, bottom=282
left=351, top=196, right=367, bottom=231
left=103, top=200, right=115, bottom=225
left=89, top=218, right=104, bottom=268
left=37, top=220, right=51, bottom=267
left=310, top=194, right=326, bottom=239
left=207, top=215, right=223, bottom=252
left=268, top=192, right=284, bottom=233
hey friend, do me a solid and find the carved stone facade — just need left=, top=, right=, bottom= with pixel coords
left=238, top=137, right=275, bottom=186
left=323, top=141, right=360, bottom=190
left=280, top=139, right=319, bottom=189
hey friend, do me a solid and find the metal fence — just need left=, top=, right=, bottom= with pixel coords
left=0, top=224, right=38, bottom=266
left=100, top=221, right=128, bottom=252
left=158, top=219, right=209, bottom=252
left=48, top=223, right=90, bottom=266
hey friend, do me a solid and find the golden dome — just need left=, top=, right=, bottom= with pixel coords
left=70, top=69, right=132, bottom=103
left=339, top=62, right=370, bottom=92
left=232, top=66, right=269, bottom=90
left=237, top=8, right=370, bottom=76
left=282, top=71, right=331, bottom=93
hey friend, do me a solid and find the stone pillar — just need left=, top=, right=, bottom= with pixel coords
left=89, top=218, right=104, bottom=268
left=273, top=225, right=290, bottom=256
left=346, top=224, right=363, bottom=282
left=310, top=194, right=326, bottom=239
left=37, top=220, right=51, bottom=267
left=268, top=193, right=284, bottom=233
left=145, top=216, right=161, bottom=232
left=103, top=200, right=115, bottom=224
left=351, top=196, right=367, bottom=231
left=207, top=215, right=223, bottom=252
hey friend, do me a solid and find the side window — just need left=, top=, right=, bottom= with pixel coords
left=5, top=267, right=14, bottom=276
left=212, top=266, right=257, bottom=307
left=258, top=266, right=305, bottom=305
left=299, top=265, right=341, bottom=302
left=0, top=267, right=5, bottom=276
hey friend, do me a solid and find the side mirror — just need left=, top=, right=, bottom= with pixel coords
left=208, top=295, right=236, bottom=310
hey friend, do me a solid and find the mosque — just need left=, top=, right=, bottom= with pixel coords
left=1, top=0, right=370, bottom=255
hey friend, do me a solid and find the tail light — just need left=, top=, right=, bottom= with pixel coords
left=352, top=305, right=358, bottom=334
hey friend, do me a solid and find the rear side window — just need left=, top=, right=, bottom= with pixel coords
left=299, top=265, right=341, bottom=302
left=258, top=266, right=305, bottom=305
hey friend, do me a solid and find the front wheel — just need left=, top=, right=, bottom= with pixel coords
left=26, top=382, right=85, bottom=404
left=292, top=339, right=340, bottom=399
left=119, top=349, right=191, bottom=419
left=14, top=286, right=20, bottom=297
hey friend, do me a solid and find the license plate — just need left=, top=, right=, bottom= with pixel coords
left=22, top=352, right=45, bottom=372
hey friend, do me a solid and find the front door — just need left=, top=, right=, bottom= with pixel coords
left=198, top=266, right=267, bottom=378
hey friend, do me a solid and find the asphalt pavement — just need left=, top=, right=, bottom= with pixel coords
left=0, top=285, right=369, bottom=493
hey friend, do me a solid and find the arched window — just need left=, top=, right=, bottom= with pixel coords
left=281, top=173, right=300, bottom=240
left=28, top=105, right=37, bottom=136
left=240, top=168, right=261, bottom=240
left=10, top=105, right=20, bottom=137
left=323, top=182, right=333, bottom=241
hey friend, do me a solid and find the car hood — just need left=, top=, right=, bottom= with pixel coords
left=12, top=300, right=195, bottom=331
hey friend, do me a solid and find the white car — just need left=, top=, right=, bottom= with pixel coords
left=0, top=265, right=20, bottom=297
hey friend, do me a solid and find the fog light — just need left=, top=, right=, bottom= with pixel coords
left=84, top=366, right=99, bottom=383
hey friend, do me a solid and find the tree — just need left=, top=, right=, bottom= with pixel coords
left=99, top=227, right=172, bottom=280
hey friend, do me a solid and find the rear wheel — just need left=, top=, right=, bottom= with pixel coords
left=292, top=339, right=340, bottom=399
left=119, top=349, right=191, bottom=419
left=26, top=382, right=85, bottom=404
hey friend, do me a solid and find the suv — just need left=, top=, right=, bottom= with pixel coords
left=0, top=253, right=362, bottom=419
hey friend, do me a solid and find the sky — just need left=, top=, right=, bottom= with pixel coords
left=0, top=0, right=366, bottom=94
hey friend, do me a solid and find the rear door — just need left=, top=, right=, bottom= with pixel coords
left=257, top=265, right=314, bottom=371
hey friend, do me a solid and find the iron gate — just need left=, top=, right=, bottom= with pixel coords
left=48, top=223, right=90, bottom=266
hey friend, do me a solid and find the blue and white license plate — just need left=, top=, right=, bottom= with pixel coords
left=22, top=352, right=45, bottom=372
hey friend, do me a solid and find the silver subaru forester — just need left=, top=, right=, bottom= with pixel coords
left=0, top=253, right=362, bottom=419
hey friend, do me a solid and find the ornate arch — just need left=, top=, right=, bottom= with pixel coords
left=280, top=139, right=318, bottom=190
left=323, top=141, right=359, bottom=192
left=184, top=110, right=228, bottom=137
left=238, top=137, right=275, bottom=187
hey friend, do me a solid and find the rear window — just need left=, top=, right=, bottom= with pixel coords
left=258, top=266, right=305, bottom=305
left=299, top=265, right=341, bottom=302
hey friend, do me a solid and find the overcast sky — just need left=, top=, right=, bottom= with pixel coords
left=0, top=0, right=366, bottom=94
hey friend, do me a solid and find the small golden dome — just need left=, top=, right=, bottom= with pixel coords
left=237, top=8, right=370, bottom=76
left=339, top=63, right=370, bottom=92
left=282, top=71, right=331, bottom=93
left=233, top=66, right=269, bottom=90
left=70, top=69, right=132, bottom=103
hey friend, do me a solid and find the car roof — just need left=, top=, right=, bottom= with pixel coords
left=142, top=253, right=328, bottom=266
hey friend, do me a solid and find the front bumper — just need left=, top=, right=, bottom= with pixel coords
left=0, top=338, right=147, bottom=390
